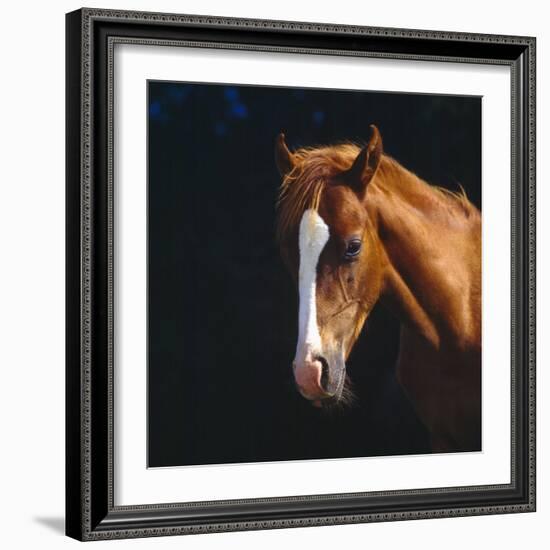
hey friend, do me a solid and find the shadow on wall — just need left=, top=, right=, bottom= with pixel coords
left=33, top=517, right=65, bottom=535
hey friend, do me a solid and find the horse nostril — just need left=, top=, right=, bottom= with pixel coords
left=315, top=355, right=330, bottom=391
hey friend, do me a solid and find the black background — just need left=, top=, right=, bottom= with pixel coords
left=147, top=81, right=481, bottom=467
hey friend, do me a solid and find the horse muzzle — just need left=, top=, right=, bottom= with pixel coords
left=293, top=350, right=345, bottom=404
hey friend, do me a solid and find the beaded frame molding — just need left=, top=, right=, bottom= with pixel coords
left=66, top=7, right=536, bottom=541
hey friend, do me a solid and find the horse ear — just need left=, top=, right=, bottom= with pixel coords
left=275, top=133, right=296, bottom=177
left=344, top=125, right=383, bottom=196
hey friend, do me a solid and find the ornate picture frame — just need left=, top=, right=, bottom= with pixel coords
left=66, top=7, right=536, bottom=541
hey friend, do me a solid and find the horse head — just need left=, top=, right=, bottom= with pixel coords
left=275, top=126, right=385, bottom=407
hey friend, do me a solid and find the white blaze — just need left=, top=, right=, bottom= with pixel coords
left=294, top=209, right=330, bottom=366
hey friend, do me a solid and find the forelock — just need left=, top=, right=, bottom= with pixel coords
left=276, top=143, right=361, bottom=244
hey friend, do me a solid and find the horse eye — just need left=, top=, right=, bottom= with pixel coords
left=344, top=239, right=362, bottom=260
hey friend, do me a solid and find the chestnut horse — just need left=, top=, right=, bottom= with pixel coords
left=275, top=126, right=481, bottom=452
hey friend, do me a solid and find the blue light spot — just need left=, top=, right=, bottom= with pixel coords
left=149, top=101, right=161, bottom=119
left=230, top=102, right=248, bottom=119
left=214, top=122, right=227, bottom=136
left=313, top=111, right=325, bottom=126
left=224, top=87, right=239, bottom=102
left=167, top=85, right=189, bottom=103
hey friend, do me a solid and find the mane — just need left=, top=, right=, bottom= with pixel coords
left=276, top=143, right=479, bottom=244
left=276, top=143, right=361, bottom=243
left=374, top=156, right=479, bottom=222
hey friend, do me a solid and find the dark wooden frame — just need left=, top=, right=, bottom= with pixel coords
left=66, top=7, right=536, bottom=541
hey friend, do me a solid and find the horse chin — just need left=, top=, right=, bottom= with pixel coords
left=314, top=349, right=349, bottom=409
left=325, top=346, right=347, bottom=388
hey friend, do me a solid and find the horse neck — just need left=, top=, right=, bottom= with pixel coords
left=366, top=156, right=480, bottom=350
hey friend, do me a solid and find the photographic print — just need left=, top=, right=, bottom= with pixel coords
left=147, top=81, right=482, bottom=468
left=66, top=9, right=535, bottom=539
